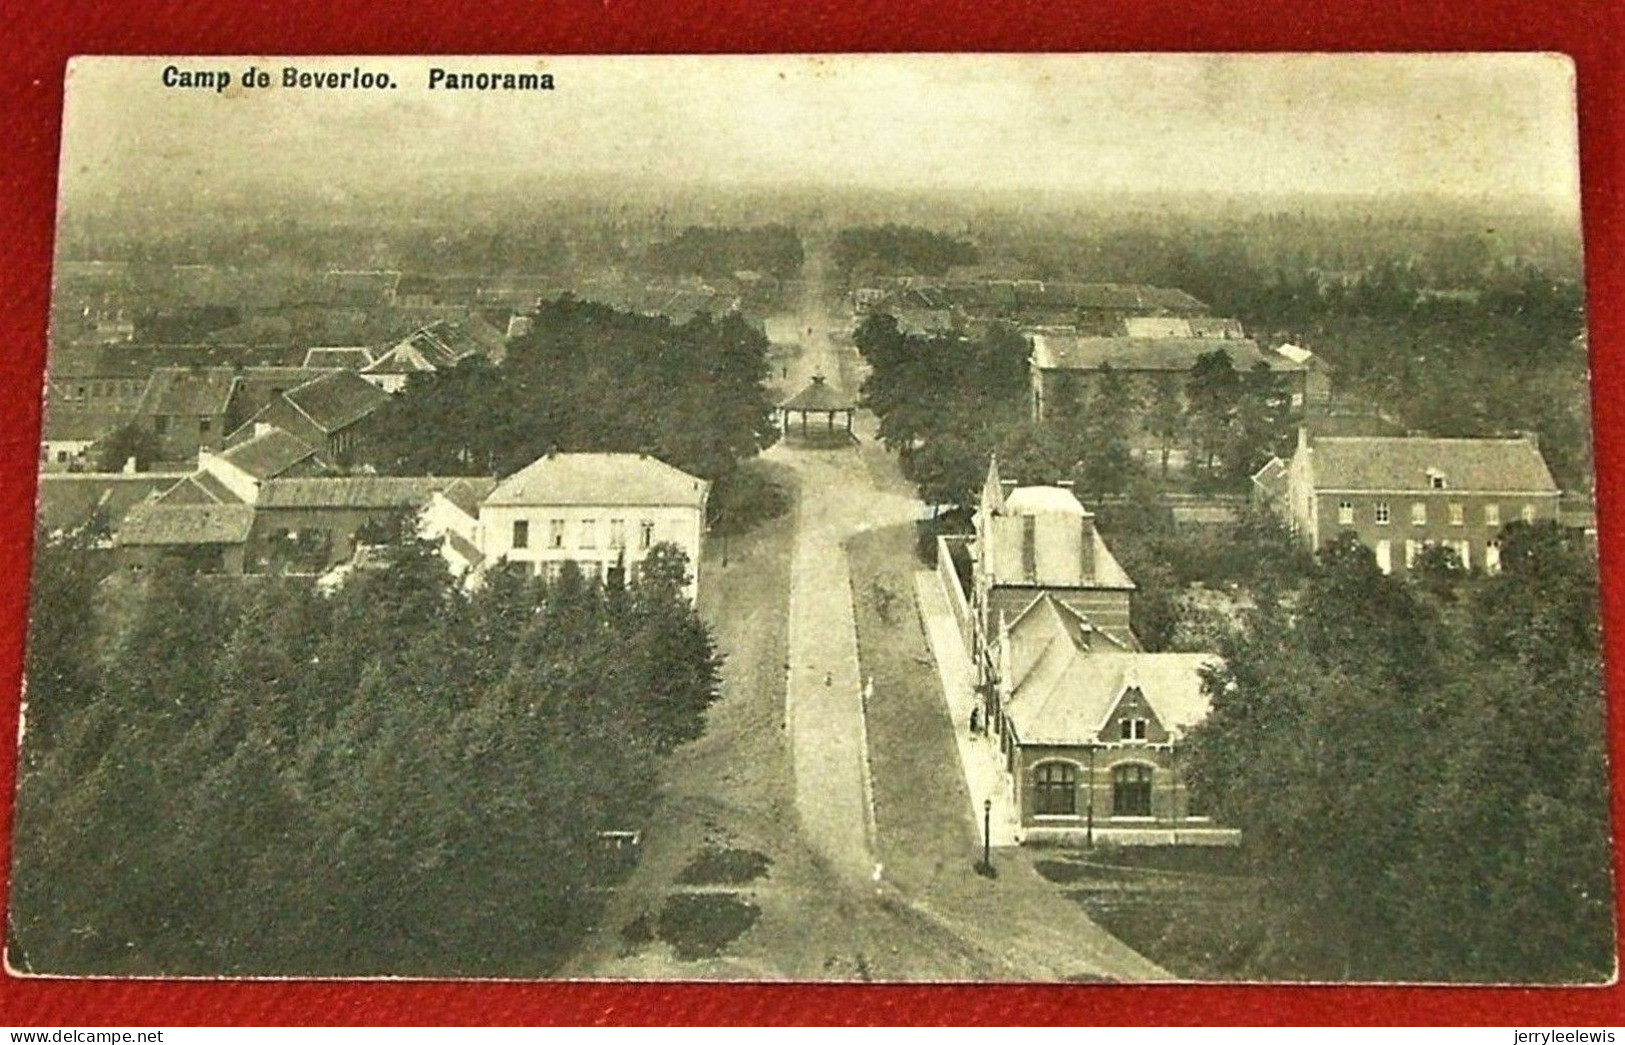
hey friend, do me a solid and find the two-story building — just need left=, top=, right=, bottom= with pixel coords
left=226, top=370, right=389, bottom=463
left=1263, top=428, right=1561, bottom=574
left=472, top=452, right=710, bottom=602
left=132, top=366, right=239, bottom=461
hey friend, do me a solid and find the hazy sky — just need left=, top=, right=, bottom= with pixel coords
left=58, top=54, right=1581, bottom=208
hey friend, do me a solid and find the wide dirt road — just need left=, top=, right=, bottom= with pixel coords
left=569, top=234, right=1168, bottom=981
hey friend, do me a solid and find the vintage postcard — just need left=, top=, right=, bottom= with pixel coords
left=7, top=54, right=1610, bottom=983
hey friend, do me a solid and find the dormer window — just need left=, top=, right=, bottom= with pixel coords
left=1427, top=469, right=1447, bottom=490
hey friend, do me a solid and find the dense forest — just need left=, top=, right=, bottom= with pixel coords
left=9, top=531, right=720, bottom=976
left=834, top=224, right=979, bottom=278
left=359, top=297, right=781, bottom=485
left=1187, top=523, right=1613, bottom=982
left=642, top=225, right=804, bottom=281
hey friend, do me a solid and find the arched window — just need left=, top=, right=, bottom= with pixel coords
left=1112, top=763, right=1153, bottom=817
left=1033, top=761, right=1077, bottom=816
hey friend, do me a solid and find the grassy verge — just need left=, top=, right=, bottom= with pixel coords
left=1034, top=849, right=1266, bottom=980
left=845, top=522, right=979, bottom=893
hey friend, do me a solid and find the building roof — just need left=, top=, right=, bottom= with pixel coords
left=1030, top=334, right=1301, bottom=373
left=282, top=370, right=389, bottom=434
left=1004, top=485, right=1088, bottom=517
left=256, top=477, right=461, bottom=510
left=1003, top=596, right=1219, bottom=745
left=1007, top=650, right=1220, bottom=746
left=217, top=426, right=319, bottom=481
left=156, top=469, right=244, bottom=506
left=780, top=375, right=855, bottom=412
left=1306, top=435, right=1558, bottom=494
left=899, top=281, right=1209, bottom=316
left=116, top=503, right=256, bottom=546
left=982, top=484, right=1135, bottom=591
left=1186, top=316, right=1249, bottom=339
left=485, top=452, right=709, bottom=509
left=365, top=317, right=499, bottom=377
left=41, top=410, right=114, bottom=442
left=302, top=346, right=376, bottom=370
left=35, top=472, right=191, bottom=533
left=439, top=476, right=499, bottom=517
left=135, top=367, right=237, bottom=416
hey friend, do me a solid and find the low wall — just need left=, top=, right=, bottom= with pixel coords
left=1024, top=824, right=1242, bottom=848
left=936, top=534, right=974, bottom=653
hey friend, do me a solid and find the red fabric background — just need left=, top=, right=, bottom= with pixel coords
left=2, top=0, right=1623, bottom=1026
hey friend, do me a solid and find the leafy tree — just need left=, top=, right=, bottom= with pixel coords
left=1185, top=350, right=1241, bottom=477
left=94, top=423, right=163, bottom=472
left=834, top=224, right=979, bottom=276
left=1144, top=372, right=1186, bottom=477
left=1185, top=523, right=1612, bottom=982
left=358, top=299, right=780, bottom=484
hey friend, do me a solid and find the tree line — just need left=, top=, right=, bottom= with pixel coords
left=9, top=532, right=722, bottom=976
left=359, top=297, right=782, bottom=488
left=642, top=225, right=805, bottom=281
left=834, top=224, right=979, bottom=278
left=1186, top=523, right=1613, bottom=982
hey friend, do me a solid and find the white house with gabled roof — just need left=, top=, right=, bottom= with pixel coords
left=463, top=452, right=710, bottom=601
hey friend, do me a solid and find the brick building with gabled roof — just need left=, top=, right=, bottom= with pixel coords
left=133, top=366, right=238, bottom=460
left=1268, top=428, right=1561, bottom=574
left=989, top=592, right=1234, bottom=845
left=228, top=370, right=388, bottom=461
left=114, top=503, right=257, bottom=573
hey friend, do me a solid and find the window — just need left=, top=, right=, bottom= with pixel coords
left=1374, top=502, right=1390, bottom=525
left=1449, top=503, right=1465, bottom=526
left=1119, top=717, right=1148, bottom=741
left=549, top=519, right=565, bottom=548
left=609, top=518, right=626, bottom=548
left=1522, top=504, right=1537, bottom=524
left=1411, top=502, right=1427, bottom=526
left=199, top=418, right=212, bottom=435
left=1375, top=539, right=1392, bottom=574
left=579, top=519, right=597, bottom=548
left=1033, top=762, right=1077, bottom=816
left=1484, top=504, right=1500, bottom=528
left=512, top=520, right=529, bottom=549
left=1430, top=473, right=1447, bottom=490
left=1337, top=501, right=1354, bottom=525
left=1485, top=540, right=1502, bottom=574
left=640, top=520, right=655, bottom=550
left=1405, top=539, right=1422, bottom=569
left=1112, top=764, right=1153, bottom=818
